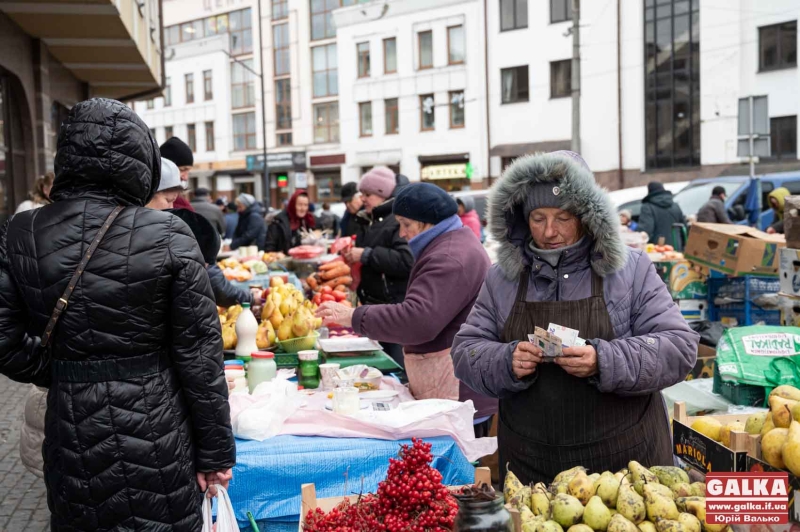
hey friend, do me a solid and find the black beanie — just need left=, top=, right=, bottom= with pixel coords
left=393, top=182, right=458, bottom=225
left=160, top=137, right=194, bottom=167
left=648, top=181, right=665, bottom=194
left=167, top=209, right=220, bottom=264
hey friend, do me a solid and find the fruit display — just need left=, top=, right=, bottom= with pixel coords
left=747, top=384, right=800, bottom=474
left=262, top=251, right=286, bottom=264
left=219, top=256, right=265, bottom=281
left=503, top=461, right=723, bottom=532
left=307, top=260, right=353, bottom=306
left=219, top=304, right=244, bottom=350
left=303, top=438, right=460, bottom=531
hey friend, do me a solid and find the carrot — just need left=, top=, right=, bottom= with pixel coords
left=319, top=259, right=343, bottom=271
left=322, top=275, right=353, bottom=288
left=307, top=274, right=318, bottom=290
left=320, top=264, right=350, bottom=281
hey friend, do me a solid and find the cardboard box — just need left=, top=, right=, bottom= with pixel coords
left=685, top=223, right=785, bottom=277
left=678, top=299, right=708, bottom=322
left=653, top=260, right=708, bottom=300
left=781, top=248, right=800, bottom=297
left=672, top=402, right=759, bottom=473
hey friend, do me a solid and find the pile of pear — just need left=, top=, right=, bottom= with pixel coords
left=259, top=278, right=321, bottom=347
left=504, top=461, right=723, bottom=532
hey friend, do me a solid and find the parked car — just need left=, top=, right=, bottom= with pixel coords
left=673, top=171, right=800, bottom=230
left=611, top=182, right=689, bottom=222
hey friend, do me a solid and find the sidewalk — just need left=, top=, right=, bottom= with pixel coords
left=0, top=376, right=50, bottom=531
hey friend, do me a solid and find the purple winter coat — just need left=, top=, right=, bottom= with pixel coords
left=451, top=151, right=699, bottom=400
left=353, top=226, right=498, bottom=419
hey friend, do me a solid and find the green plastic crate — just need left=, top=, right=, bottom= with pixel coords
left=712, top=364, right=766, bottom=407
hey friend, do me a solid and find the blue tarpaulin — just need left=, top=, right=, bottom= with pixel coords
left=228, top=435, right=475, bottom=530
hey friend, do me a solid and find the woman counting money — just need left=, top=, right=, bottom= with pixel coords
left=451, top=151, right=699, bottom=485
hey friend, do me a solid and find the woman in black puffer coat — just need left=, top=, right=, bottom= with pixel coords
left=0, top=98, right=236, bottom=532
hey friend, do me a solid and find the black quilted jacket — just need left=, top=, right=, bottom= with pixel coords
left=0, top=98, right=236, bottom=531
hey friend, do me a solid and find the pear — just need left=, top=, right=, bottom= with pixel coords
left=675, top=497, right=704, bottom=513
left=523, top=516, right=547, bottom=532
left=270, top=275, right=285, bottom=287
left=510, top=486, right=533, bottom=511
left=689, top=484, right=706, bottom=497
left=761, top=427, right=790, bottom=469
left=555, top=466, right=587, bottom=484
left=535, top=482, right=553, bottom=501
left=588, top=473, right=601, bottom=483
left=292, top=309, right=311, bottom=338
left=744, top=412, right=768, bottom=434
left=504, top=466, right=524, bottom=501
left=256, top=321, right=271, bottom=349
left=638, top=522, right=657, bottom=532
left=266, top=321, right=276, bottom=346
left=769, top=395, right=797, bottom=428
left=222, top=323, right=237, bottom=350
left=270, top=291, right=282, bottom=309
left=643, top=484, right=679, bottom=521
left=519, top=505, right=537, bottom=524
left=770, top=384, right=800, bottom=401
left=649, top=467, right=689, bottom=488
left=654, top=519, right=685, bottom=532
left=607, top=514, right=639, bottom=532
left=532, top=485, right=552, bottom=518
left=647, top=484, right=673, bottom=499
left=761, top=412, right=775, bottom=436
left=616, top=482, right=646, bottom=524
left=269, top=307, right=284, bottom=329
left=569, top=526, right=594, bottom=532
left=718, top=421, right=745, bottom=448
left=678, top=513, right=702, bottom=532
left=594, top=472, right=620, bottom=508
left=684, top=499, right=727, bottom=532
left=791, top=402, right=800, bottom=424
left=263, top=298, right=276, bottom=319
left=670, top=483, right=693, bottom=499
left=314, top=317, right=323, bottom=329
left=569, top=471, right=596, bottom=505
left=551, top=494, right=585, bottom=528
left=782, top=420, right=800, bottom=476
left=277, top=313, right=295, bottom=341
left=628, top=461, right=658, bottom=497
left=552, top=481, right=570, bottom=495
left=690, top=418, right=722, bottom=442
left=537, top=521, right=565, bottom=532
left=583, top=496, right=612, bottom=531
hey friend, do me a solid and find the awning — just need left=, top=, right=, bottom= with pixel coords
left=0, top=1, right=164, bottom=101
left=418, top=153, right=469, bottom=165
left=489, top=141, right=571, bottom=158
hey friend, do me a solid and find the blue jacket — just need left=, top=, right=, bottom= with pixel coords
left=230, top=203, right=266, bottom=250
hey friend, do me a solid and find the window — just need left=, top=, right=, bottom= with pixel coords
left=501, top=66, right=529, bottom=103
left=420, top=94, right=435, bottom=131
left=550, top=0, right=573, bottom=24
left=359, top=102, right=373, bottom=137
left=278, top=132, right=293, bottom=146
left=312, top=44, right=338, bottom=97
left=165, top=126, right=174, bottom=139
left=187, top=123, right=196, bottom=151
left=146, top=99, right=154, bottom=110
left=185, top=73, right=195, bottom=104
left=166, top=25, right=180, bottom=45
left=418, top=31, right=433, bottom=69
left=233, top=112, right=257, bottom=150
left=759, top=21, right=797, bottom=71
left=314, top=102, right=339, bottom=143
left=231, top=59, right=256, bottom=108
left=274, top=23, right=290, bottom=76
left=384, top=38, right=397, bottom=74
left=385, top=98, right=399, bottom=135
left=449, top=91, right=465, bottom=128
left=180, top=20, right=203, bottom=42
left=205, top=121, right=215, bottom=151
left=357, top=42, right=371, bottom=78
left=164, top=77, right=171, bottom=106
left=275, top=79, right=292, bottom=130
left=770, top=116, right=797, bottom=160
left=273, top=0, right=288, bottom=20
left=229, top=8, right=253, bottom=55
left=500, top=0, right=527, bottom=31
left=550, top=59, right=571, bottom=98
left=203, top=70, right=213, bottom=100
left=448, top=26, right=465, bottom=65
left=644, top=0, right=701, bottom=169
left=311, top=0, right=337, bottom=41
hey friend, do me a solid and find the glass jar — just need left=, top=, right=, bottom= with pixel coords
left=247, top=351, right=276, bottom=393
left=454, top=495, right=513, bottom=532
left=297, top=350, right=320, bottom=389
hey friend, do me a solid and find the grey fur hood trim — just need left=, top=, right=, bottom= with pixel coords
left=488, top=151, right=628, bottom=280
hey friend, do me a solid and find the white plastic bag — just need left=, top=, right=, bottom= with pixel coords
left=202, top=485, right=240, bottom=532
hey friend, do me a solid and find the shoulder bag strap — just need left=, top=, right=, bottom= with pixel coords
left=41, top=206, right=124, bottom=348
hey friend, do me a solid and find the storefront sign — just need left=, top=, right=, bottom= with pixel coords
left=277, top=175, right=288, bottom=188
left=246, top=152, right=306, bottom=172
left=295, top=172, right=308, bottom=189
left=421, top=163, right=468, bottom=181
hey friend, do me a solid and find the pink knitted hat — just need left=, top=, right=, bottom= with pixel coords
left=358, top=166, right=396, bottom=198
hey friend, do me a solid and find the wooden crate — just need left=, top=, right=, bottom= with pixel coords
left=298, top=467, right=492, bottom=531
left=673, top=401, right=760, bottom=472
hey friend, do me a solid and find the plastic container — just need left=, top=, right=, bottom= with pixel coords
left=454, top=494, right=513, bottom=531
left=297, top=350, right=320, bottom=389
left=354, top=367, right=383, bottom=391
left=708, top=276, right=781, bottom=326
left=712, top=364, right=766, bottom=407
left=235, top=303, right=259, bottom=362
left=277, top=331, right=319, bottom=353
left=332, top=386, right=359, bottom=415
left=247, top=351, right=277, bottom=393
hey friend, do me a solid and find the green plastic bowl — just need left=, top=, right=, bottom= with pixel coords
left=277, top=331, right=319, bottom=353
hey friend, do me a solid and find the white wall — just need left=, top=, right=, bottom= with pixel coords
left=334, top=0, right=488, bottom=185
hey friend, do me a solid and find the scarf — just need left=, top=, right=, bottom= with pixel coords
left=528, top=237, right=587, bottom=267
left=408, top=215, right=463, bottom=259
left=287, top=190, right=316, bottom=231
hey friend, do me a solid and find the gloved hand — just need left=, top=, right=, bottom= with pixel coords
left=315, top=301, right=355, bottom=328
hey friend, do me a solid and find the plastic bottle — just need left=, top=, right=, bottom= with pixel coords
left=235, top=303, right=259, bottom=363
left=247, top=351, right=277, bottom=393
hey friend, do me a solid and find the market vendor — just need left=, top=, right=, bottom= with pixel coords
left=265, top=189, right=316, bottom=253
left=230, top=193, right=267, bottom=250
left=451, top=151, right=699, bottom=484
left=316, top=183, right=497, bottom=434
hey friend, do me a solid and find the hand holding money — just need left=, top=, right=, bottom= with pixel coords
left=512, top=342, right=543, bottom=379
left=555, top=345, right=599, bottom=378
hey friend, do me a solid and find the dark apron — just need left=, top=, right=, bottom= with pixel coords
left=498, top=268, right=673, bottom=485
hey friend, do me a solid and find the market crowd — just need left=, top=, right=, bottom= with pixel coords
left=0, top=98, right=699, bottom=530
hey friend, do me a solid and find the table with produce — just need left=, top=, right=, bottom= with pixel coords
left=212, top=246, right=488, bottom=531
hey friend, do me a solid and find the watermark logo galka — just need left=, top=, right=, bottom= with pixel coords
left=706, top=472, right=790, bottom=525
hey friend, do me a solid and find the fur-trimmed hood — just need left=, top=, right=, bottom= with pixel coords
left=488, top=151, right=627, bottom=280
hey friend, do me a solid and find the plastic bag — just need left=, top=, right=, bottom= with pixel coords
left=230, top=376, right=304, bottom=441
left=202, top=485, right=240, bottom=532
left=689, top=320, right=726, bottom=347
left=716, top=325, right=800, bottom=389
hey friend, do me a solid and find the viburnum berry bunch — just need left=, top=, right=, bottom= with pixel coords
left=304, top=438, right=459, bottom=532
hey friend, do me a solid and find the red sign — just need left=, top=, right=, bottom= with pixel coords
left=706, top=472, right=790, bottom=525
